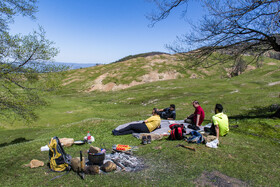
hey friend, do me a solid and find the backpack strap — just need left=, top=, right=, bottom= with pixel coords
left=171, top=129, right=176, bottom=140
left=177, top=126, right=182, bottom=139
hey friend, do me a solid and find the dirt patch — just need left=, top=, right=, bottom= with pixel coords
left=62, top=78, right=81, bottom=86
left=264, top=69, right=280, bottom=77
left=267, top=62, right=277, bottom=65
left=268, top=81, right=280, bottom=86
left=245, top=65, right=256, bottom=71
left=193, top=171, right=248, bottom=187
left=86, top=71, right=181, bottom=92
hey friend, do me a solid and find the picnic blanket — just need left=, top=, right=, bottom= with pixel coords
left=114, top=120, right=211, bottom=139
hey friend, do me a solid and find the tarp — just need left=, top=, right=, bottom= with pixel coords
left=114, top=120, right=211, bottom=139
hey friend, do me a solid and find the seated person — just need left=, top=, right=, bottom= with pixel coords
left=112, top=108, right=161, bottom=136
left=205, top=104, right=229, bottom=139
left=158, top=104, right=176, bottom=120
left=184, top=101, right=205, bottom=130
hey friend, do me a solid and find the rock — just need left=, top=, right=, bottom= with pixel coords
left=71, top=157, right=85, bottom=172
left=25, top=159, right=44, bottom=168
left=100, top=161, right=117, bottom=172
left=202, top=135, right=217, bottom=143
left=59, top=138, right=74, bottom=147
left=85, top=165, right=100, bottom=175
left=89, top=146, right=101, bottom=154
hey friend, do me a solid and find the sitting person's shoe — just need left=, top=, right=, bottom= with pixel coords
left=147, top=135, right=152, bottom=144
left=142, top=136, right=147, bottom=145
left=187, top=124, right=193, bottom=129
left=188, top=124, right=200, bottom=131
left=194, top=125, right=200, bottom=131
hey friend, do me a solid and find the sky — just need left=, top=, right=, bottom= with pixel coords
left=10, top=0, right=204, bottom=64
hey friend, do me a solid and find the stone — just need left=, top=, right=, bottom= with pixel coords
left=89, top=146, right=101, bottom=154
left=100, top=161, right=117, bottom=172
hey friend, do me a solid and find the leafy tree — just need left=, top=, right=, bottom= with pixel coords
left=148, top=0, right=280, bottom=71
left=149, top=0, right=280, bottom=117
left=0, top=0, right=64, bottom=122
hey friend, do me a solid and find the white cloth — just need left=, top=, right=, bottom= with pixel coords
left=206, top=139, right=219, bottom=148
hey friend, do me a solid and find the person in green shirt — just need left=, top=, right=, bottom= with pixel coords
left=206, top=104, right=229, bottom=139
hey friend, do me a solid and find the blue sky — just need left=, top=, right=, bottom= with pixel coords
left=10, top=0, right=204, bottom=64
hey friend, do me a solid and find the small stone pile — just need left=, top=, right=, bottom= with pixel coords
left=71, top=146, right=144, bottom=175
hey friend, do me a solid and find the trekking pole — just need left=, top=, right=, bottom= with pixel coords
left=78, top=151, right=85, bottom=179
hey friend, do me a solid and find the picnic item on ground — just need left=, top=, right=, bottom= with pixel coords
left=88, top=152, right=105, bottom=166
left=206, top=139, right=219, bottom=148
left=113, top=144, right=131, bottom=151
left=186, top=131, right=204, bottom=144
left=48, top=136, right=71, bottom=172
left=111, top=144, right=138, bottom=155
left=169, top=123, right=186, bottom=140
left=176, top=144, right=196, bottom=151
left=41, top=145, right=49, bottom=151
left=78, top=151, right=85, bottom=179
left=73, top=140, right=86, bottom=145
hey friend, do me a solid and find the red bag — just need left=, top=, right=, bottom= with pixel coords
left=169, top=124, right=186, bottom=140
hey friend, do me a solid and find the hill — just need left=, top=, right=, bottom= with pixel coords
left=0, top=51, right=280, bottom=186
left=61, top=52, right=280, bottom=92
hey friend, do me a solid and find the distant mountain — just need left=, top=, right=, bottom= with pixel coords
left=113, top=52, right=169, bottom=63
left=54, top=62, right=99, bottom=69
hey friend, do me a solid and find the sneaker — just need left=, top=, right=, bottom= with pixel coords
left=142, top=136, right=147, bottom=145
left=194, top=125, right=200, bottom=131
left=147, top=135, right=152, bottom=144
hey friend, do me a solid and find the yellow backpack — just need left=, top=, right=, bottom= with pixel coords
left=48, top=136, right=71, bottom=172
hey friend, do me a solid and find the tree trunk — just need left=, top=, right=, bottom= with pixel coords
left=273, top=108, right=280, bottom=118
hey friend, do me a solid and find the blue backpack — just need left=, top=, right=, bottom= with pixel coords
left=187, top=131, right=204, bottom=144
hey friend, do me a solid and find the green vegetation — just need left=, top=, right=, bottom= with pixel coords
left=0, top=54, right=280, bottom=186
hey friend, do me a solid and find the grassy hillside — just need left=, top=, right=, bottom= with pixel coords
left=0, top=53, right=279, bottom=186
left=60, top=52, right=280, bottom=92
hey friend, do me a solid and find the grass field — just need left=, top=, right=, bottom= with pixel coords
left=0, top=56, right=280, bottom=186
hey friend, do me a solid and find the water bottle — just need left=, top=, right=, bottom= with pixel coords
left=87, top=131, right=91, bottom=142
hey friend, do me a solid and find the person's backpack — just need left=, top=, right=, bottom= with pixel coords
left=187, top=131, right=204, bottom=144
left=169, top=124, right=186, bottom=140
left=48, top=136, right=71, bottom=172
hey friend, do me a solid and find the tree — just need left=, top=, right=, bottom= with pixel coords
left=148, top=0, right=280, bottom=72
left=149, top=0, right=280, bottom=118
left=0, top=0, right=64, bottom=122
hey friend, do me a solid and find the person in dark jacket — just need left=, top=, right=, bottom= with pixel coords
left=158, top=104, right=176, bottom=120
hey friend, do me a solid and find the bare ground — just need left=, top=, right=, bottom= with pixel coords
left=86, top=71, right=181, bottom=92
left=193, top=170, right=248, bottom=187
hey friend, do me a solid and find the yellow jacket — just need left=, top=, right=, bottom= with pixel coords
left=145, top=115, right=161, bottom=132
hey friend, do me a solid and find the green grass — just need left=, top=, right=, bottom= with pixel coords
left=0, top=55, right=280, bottom=186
